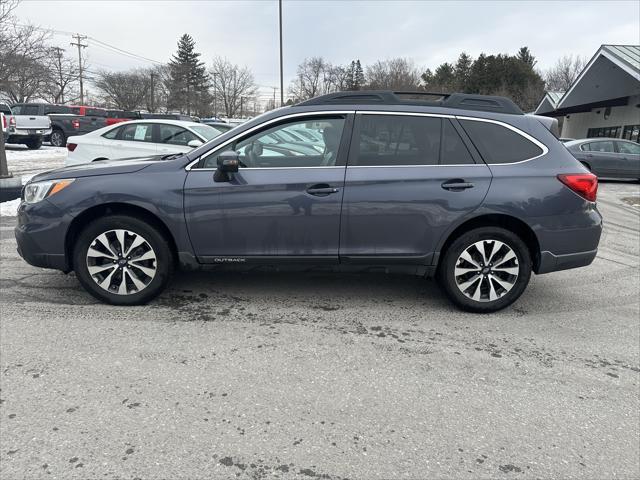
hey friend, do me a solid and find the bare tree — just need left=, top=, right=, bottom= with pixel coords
left=42, top=47, right=78, bottom=104
left=94, top=69, right=151, bottom=111
left=210, top=56, right=257, bottom=117
left=288, top=57, right=336, bottom=101
left=0, top=22, right=51, bottom=103
left=545, top=55, right=587, bottom=92
left=366, top=58, right=422, bottom=90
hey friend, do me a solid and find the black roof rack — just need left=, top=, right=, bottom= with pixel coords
left=296, top=90, right=524, bottom=115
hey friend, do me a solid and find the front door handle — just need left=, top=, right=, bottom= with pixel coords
left=307, top=184, right=339, bottom=196
left=441, top=179, right=475, bottom=191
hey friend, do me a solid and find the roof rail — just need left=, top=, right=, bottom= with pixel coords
left=296, top=90, right=524, bottom=115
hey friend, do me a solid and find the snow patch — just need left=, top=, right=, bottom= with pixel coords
left=0, top=198, right=21, bottom=217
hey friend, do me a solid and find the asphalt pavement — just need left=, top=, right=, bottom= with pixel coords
left=0, top=181, right=638, bottom=480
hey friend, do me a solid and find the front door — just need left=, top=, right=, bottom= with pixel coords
left=340, top=113, right=492, bottom=266
left=184, top=114, right=352, bottom=262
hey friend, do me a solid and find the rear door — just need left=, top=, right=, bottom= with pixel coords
left=110, top=123, right=157, bottom=158
left=614, top=140, right=640, bottom=178
left=580, top=141, right=623, bottom=176
left=340, top=113, right=492, bottom=266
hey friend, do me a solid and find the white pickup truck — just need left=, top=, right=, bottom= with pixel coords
left=0, top=103, right=51, bottom=149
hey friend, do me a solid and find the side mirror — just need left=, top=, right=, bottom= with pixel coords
left=188, top=139, right=203, bottom=148
left=213, top=150, right=240, bottom=182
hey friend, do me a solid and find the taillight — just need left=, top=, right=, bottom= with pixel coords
left=557, top=173, right=598, bottom=202
left=1, top=115, right=5, bottom=128
left=72, top=119, right=80, bottom=129
left=9, top=116, right=16, bottom=127
left=67, top=143, right=77, bottom=152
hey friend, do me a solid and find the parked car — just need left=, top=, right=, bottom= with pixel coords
left=1, top=111, right=8, bottom=139
left=140, top=113, right=199, bottom=122
left=1, top=102, right=52, bottom=149
left=105, top=110, right=142, bottom=126
left=10, top=103, right=108, bottom=147
left=200, top=120, right=234, bottom=135
left=564, top=138, right=640, bottom=180
left=15, top=90, right=602, bottom=312
left=70, top=105, right=107, bottom=117
left=65, top=119, right=224, bottom=166
left=0, top=104, right=10, bottom=138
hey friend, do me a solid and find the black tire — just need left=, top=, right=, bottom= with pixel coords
left=438, top=227, right=532, bottom=313
left=73, top=215, right=174, bottom=305
left=50, top=129, right=66, bottom=147
left=25, top=138, right=42, bottom=150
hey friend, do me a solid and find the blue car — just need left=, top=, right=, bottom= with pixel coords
left=15, top=91, right=602, bottom=312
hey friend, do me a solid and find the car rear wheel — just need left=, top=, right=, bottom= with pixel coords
left=73, top=215, right=174, bottom=305
left=50, top=129, right=65, bottom=147
left=439, top=227, right=532, bottom=313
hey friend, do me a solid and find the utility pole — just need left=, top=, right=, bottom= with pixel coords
left=279, top=0, right=284, bottom=106
left=150, top=71, right=156, bottom=113
left=51, top=47, right=66, bottom=104
left=272, top=86, right=277, bottom=110
left=70, top=34, right=87, bottom=104
left=212, top=72, right=219, bottom=118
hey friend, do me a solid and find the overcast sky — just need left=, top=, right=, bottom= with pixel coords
left=15, top=0, right=640, bottom=100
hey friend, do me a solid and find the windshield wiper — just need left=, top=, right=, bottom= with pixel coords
left=160, top=153, right=184, bottom=160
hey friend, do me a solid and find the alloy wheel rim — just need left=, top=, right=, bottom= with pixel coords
left=454, top=239, right=519, bottom=303
left=51, top=132, right=63, bottom=146
left=85, top=229, right=157, bottom=295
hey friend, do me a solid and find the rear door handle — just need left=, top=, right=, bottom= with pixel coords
left=307, top=184, right=339, bottom=196
left=441, top=180, right=475, bottom=191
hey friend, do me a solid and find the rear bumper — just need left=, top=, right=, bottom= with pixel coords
left=536, top=249, right=598, bottom=274
left=8, top=128, right=51, bottom=138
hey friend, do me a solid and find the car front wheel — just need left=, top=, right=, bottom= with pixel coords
left=73, top=215, right=174, bottom=305
left=439, top=227, right=532, bottom=313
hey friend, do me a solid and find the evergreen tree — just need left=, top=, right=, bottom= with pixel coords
left=353, top=60, right=365, bottom=90
left=345, top=59, right=365, bottom=90
left=166, top=34, right=211, bottom=115
left=454, top=52, right=473, bottom=91
left=517, top=46, right=536, bottom=68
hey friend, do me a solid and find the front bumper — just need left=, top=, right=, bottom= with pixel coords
left=15, top=200, right=71, bottom=272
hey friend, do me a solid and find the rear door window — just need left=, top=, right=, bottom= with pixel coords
left=441, top=119, right=475, bottom=165
left=615, top=141, right=640, bottom=155
left=584, top=141, right=614, bottom=153
left=121, top=124, right=153, bottom=142
left=459, top=119, right=543, bottom=164
left=352, top=114, right=441, bottom=166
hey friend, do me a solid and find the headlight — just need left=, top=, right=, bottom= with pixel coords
left=23, top=179, right=75, bottom=204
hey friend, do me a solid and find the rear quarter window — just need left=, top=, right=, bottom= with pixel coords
left=459, top=119, right=543, bottom=164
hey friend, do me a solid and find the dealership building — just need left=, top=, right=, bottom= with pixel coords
left=535, top=44, right=640, bottom=142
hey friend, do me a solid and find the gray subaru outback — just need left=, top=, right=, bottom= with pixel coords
left=15, top=91, right=602, bottom=312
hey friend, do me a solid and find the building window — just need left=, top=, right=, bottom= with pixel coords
left=621, top=125, right=640, bottom=143
left=587, top=126, right=621, bottom=138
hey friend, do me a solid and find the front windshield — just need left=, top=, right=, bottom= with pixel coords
left=191, top=124, right=224, bottom=141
